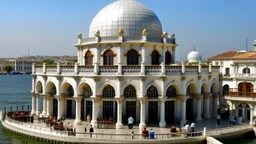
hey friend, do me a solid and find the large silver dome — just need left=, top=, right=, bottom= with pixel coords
left=89, top=0, right=163, bottom=38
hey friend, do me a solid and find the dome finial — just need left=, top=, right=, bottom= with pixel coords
left=193, top=45, right=196, bottom=51
left=94, top=30, right=100, bottom=37
left=162, top=32, right=168, bottom=38
left=78, top=33, right=83, bottom=39
left=142, top=29, right=147, bottom=36
left=118, top=29, right=124, bottom=36
left=170, top=33, right=175, bottom=38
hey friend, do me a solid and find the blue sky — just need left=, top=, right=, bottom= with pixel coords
left=0, top=0, right=255, bottom=60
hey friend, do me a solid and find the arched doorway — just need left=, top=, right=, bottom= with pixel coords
left=165, top=85, right=177, bottom=124
left=102, top=85, right=117, bottom=120
left=147, top=86, right=158, bottom=123
left=165, top=51, right=172, bottom=64
left=237, top=103, right=250, bottom=121
left=186, top=83, right=197, bottom=122
left=127, top=49, right=139, bottom=65
left=79, top=84, right=93, bottom=120
left=66, top=85, right=74, bottom=118
left=151, top=50, right=160, bottom=65
left=238, top=82, right=253, bottom=96
left=124, top=85, right=137, bottom=123
left=103, top=50, right=115, bottom=65
left=84, top=51, right=93, bottom=65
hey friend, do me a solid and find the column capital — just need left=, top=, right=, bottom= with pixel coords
left=194, top=94, right=203, bottom=100
left=90, top=96, right=101, bottom=102
left=138, top=97, right=147, bottom=103
left=158, top=96, right=167, bottom=103
left=212, top=92, right=219, bottom=98
left=115, top=97, right=124, bottom=103
left=176, top=96, right=188, bottom=101
left=74, top=96, right=83, bottom=102
left=203, top=93, right=212, bottom=98
left=56, top=95, right=66, bottom=101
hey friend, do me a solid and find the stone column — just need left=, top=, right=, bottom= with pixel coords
left=212, top=93, right=218, bottom=117
left=159, top=97, right=167, bottom=127
left=31, top=93, right=36, bottom=115
left=46, top=95, right=52, bottom=116
left=196, top=94, right=202, bottom=121
left=203, top=93, right=211, bottom=119
left=57, top=96, right=64, bottom=120
left=139, top=97, right=147, bottom=129
left=179, top=96, right=187, bottom=126
left=42, top=95, right=47, bottom=116
left=36, top=94, right=40, bottom=116
left=115, top=97, right=123, bottom=129
left=91, top=97, right=100, bottom=127
left=250, top=109, right=253, bottom=125
left=242, top=104, right=247, bottom=121
left=74, top=96, right=83, bottom=125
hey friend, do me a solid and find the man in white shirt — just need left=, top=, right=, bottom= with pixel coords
left=128, top=116, right=134, bottom=129
left=190, top=121, right=195, bottom=132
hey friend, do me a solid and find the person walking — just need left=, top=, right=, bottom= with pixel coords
left=128, top=115, right=134, bottom=129
left=89, top=125, right=94, bottom=138
left=217, top=114, right=221, bottom=128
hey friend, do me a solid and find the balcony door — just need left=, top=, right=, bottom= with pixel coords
left=238, top=83, right=253, bottom=96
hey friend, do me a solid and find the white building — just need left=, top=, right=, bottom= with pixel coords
left=31, top=0, right=220, bottom=129
left=209, top=43, right=256, bottom=124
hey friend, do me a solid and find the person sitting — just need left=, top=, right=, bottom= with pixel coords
left=149, top=129, right=155, bottom=139
left=190, top=121, right=195, bottom=132
left=170, top=125, right=177, bottom=133
left=142, top=127, right=149, bottom=138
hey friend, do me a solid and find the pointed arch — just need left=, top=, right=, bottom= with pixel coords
left=201, top=83, right=208, bottom=94
left=36, top=81, right=43, bottom=94
left=60, top=82, right=74, bottom=97
left=127, top=49, right=139, bottom=65
left=84, top=51, right=93, bottom=65
left=186, top=83, right=197, bottom=95
left=166, top=85, right=177, bottom=97
left=45, top=81, right=57, bottom=95
left=147, top=86, right=158, bottom=98
left=151, top=50, right=160, bottom=65
left=102, top=85, right=115, bottom=98
left=124, top=85, right=136, bottom=98
left=78, top=83, right=93, bottom=97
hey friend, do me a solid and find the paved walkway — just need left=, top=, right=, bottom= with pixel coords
left=30, top=118, right=245, bottom=135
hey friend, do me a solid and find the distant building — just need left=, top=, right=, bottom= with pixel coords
left=209, top=43, right=256, bottom=124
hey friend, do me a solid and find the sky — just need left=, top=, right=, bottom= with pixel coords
left=0, top=0, right=255, bottom=60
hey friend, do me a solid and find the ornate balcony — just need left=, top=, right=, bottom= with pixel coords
left=33, top=63, right=219, bottom=77
left=224, top=90, right=256, bottom=102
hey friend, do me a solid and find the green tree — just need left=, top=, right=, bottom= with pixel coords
left=2, top=65, right=13, bottom=74
left=43, top=59, right=54, bottom=64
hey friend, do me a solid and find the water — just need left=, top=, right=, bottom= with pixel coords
left=0, top=75, right=255, bottom=144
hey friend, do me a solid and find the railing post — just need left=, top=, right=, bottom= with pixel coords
left=209, top=63, right=212, bottom=73
left=161, top=62, right=165, bottom=75
left=43, top=63, right=46, bottom=74
left=181, top=61, right=185, bottom=74
left=198, top=61, right=202, bottom=73
left=203, top=127, right=207, bottom=136
left=32, top=63, right=35, bottom=74
left=141, top=62, right=145, bottom=75
left=74, top=62, right=79, bottom=75
left=57, top=62, right=60, bottom=74
left=94, top=63, right=99, bottom=75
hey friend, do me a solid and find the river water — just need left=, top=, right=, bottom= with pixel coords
left=0, top=75, right=255, bottom=144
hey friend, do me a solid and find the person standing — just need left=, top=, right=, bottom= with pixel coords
left=217, top=114, right=221, bottom=128
left=229, top=115, right=233, bottom=126
left=89, top=125, right=94, bottom=138
left=128, top=115, right=134, bottom=129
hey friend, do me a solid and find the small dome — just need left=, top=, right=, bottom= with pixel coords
left=187, top=51, right=202, bottom=63
left=89, top=0, right=162, bottom=39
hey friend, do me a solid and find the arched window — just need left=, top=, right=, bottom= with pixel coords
left=102, top=85, right=115, bottom=98
left=165, top=51, right=172, bottom=64
left=51, top=85, right=56, bottom=95
left=151, top=50, right=160, bottom=65
left=84, top=86, right=92, bottom=97
left=127, top=49, right=139, bottom=65
left=124, top=85, right=136, bottom=98
left=36, top=82, right=43, bottom=93
left=222, top=85, right=229, bottom=96
left=166, top=86, right=177, bottom=97
left=103, top=50, right=114, bottom=65
left=67, top=85, right=74, bottom=97
left=147, top=86, right=158, bottom=98
left=84, top=51, right=93, bottom=65
left=243, top=68, right=250, bottom=74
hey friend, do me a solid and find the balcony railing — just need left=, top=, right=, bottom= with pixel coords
left=33, top=63, right=219, bottom=77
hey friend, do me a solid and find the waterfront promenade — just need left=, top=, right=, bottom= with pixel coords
left=1, top=111, right=253, bottom=144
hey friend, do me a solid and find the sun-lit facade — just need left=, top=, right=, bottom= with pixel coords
left=31, top=0, right=220, bottom=129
